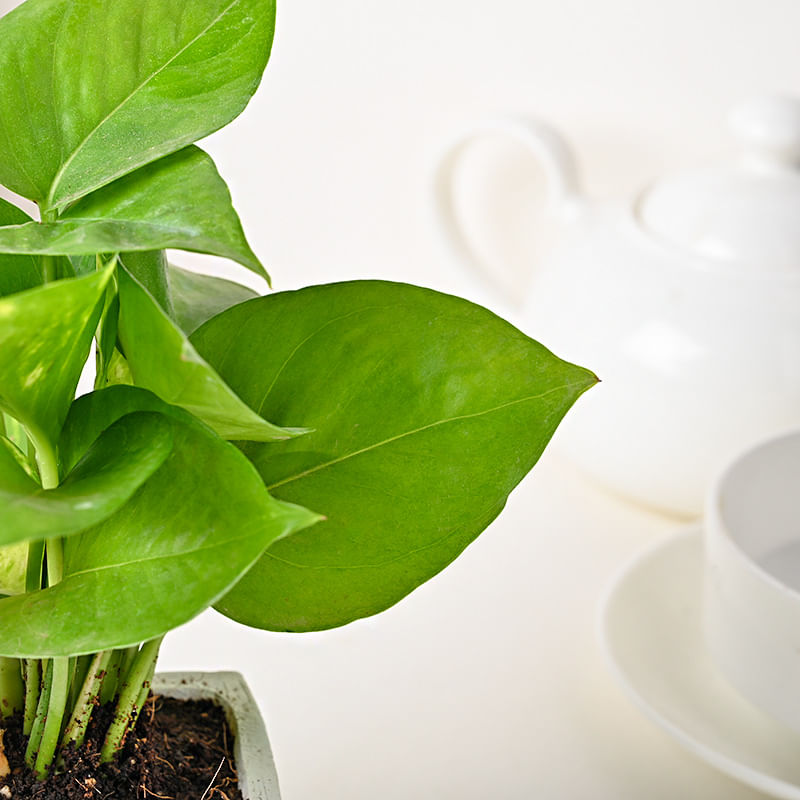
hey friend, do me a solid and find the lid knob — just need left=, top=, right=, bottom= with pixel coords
left=729, top=95, right=800, bottom=169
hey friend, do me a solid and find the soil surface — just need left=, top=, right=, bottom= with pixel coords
left=0, top=695, right=243, bottom=800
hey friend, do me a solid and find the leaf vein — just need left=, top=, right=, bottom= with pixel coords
left=266, top=380, right=587, bottom=490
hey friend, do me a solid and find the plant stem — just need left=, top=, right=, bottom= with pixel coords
left=98, top=648, right=123, bottom=706
left=41, top=255, right=57, bottom=283
left=100, top=636, right=163, bottom=763
left=38, top=208, right=58, bottom=283
left=31, top=434, right=58, bottom=492
left=0, top=658, right=23, bottom=718
left=32, top=657, right=68, bottom=780
left=68, top=654, right=92, bottom=711
left=60, top=650, right=112, bottom=751
left=22, top=660, right=40, bottom=736
left=24, top=659, right=52, bottom=768
left=25, top=435, right=68, bottom=780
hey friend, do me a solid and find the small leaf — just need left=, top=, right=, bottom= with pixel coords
left=0, top=389, right=321, bottom=658
left=0, top=268, right=113, bottom=448
left=0, top=148, right=266, bottom=278
left=0, top=198, right=40, bottom=297
left=117, top=267, right=306, bottom=442
left=0, top=412, right=172, bottom=548
left=167, top=265, right=258, bottom=335
left=191, top=281, right=597, bottom=631
left=0, top=0, right=276, bottom=209
left=59, top=386, right=183, bottom=473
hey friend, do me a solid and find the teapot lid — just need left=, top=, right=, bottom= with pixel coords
left=637, top=95, right=800, bottom=271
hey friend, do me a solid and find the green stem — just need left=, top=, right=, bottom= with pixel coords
left=33, top=657, right=68, bottom=780
left=25, top=435, right=67, bottom=780
left=0, top=658, right=23, bottom=718
left=24, top=659, right=52, bottom=768
left=60, top=651, right=112, bottom=751
left=98, top=648, right=124, bottom=706
left=31, top=434, right=58, bottom=492
left=39, top=208, right=58, bottom=283
left=100, top=637, right=163, bottom=763
left=68, top=655, right=92, bottom=711
left=40, top=255, right=57, bottom=283
left=22, top=660, right=40, bottom=736
left=45, top=537, right=63, bottom=585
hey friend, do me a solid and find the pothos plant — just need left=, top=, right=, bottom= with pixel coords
left=0, top=0, right=595, bottom=785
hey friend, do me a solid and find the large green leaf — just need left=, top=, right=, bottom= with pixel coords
left=192, top=281, right=597, bottom=631
left=0, top=412, right=172, bottom=547
left=168, top=264, right=258, bottom=335
left=0, top=198, right=40, bottom=296
left=0, top=0, right=275, bottom=210
left=0, top=269, right=113, bottom=448
left=0, top=387, right=321, bottom=658
left=0, top=148, right=265, bottom=277
left=117, top=267, right=306, bottom=442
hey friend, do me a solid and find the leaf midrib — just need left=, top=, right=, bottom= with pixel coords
left=266, top=381, right=586, bottom=491
left=44, top=0, right=241, bottom=210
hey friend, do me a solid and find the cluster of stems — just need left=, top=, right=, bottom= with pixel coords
left=0, top=243, right=163, bottom=780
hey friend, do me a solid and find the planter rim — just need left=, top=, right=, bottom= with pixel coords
left=152, top=671, right=281, bottom=800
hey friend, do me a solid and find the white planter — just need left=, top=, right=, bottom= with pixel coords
left=152, top=672, right=281, bottom=800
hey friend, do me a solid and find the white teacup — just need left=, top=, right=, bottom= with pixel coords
left=704, top=429, right=800, bottom=731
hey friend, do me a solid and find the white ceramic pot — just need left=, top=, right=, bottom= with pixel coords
left=703, top=431, right=800, bottom=732
left=435, top=95, right=800, bottom=516
left=152, top=672, right=281, bottom=800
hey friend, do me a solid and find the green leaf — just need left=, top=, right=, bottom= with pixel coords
left=0, top=0, right=276, bottom=209
left=58, top=386, right=182, bottom=474
left=0, top=148, right=265, bottom=278
left=0, top=543, right=27, bottom=596
left=168, top=265, right=258, bottom=335
left=0, top=198, right=40, bottom=297
left=117, top=267, right=306, bottom=442
left=0, top=388, right=321, bottom=658
left=0, top=269, right=113, bottom=448
left=191, top=281, right=597, bottom=632
left=120, top=251, right=173, bottom=318
left=0, top=412, right=172, bottom=548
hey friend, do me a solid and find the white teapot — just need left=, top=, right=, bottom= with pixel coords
left=435, top=96, right=800, bottom=517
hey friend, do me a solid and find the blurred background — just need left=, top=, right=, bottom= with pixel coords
left=3, top=0, right=800, bottom=797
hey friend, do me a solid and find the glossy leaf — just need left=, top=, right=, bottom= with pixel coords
left=167, top=264, right=258, bottom=335
left=0, top=269, right=113, bottom=448
left=117, top=267, right=306, bottom=442
left=0, top=388, right=321, bottom=658
left=58, top=386, right=183, bottom=473
left=0, top=412, right=172, bottom=548
left=0, top=0, right=276, bottom=209
left=192, top=281, right=597, bottom=631
left=0, top=148, right=265, bottom=277
left=0, top=198, right=40, bottom=296
left=0, top=544, right=26, bottom=596
left=120, top=251, right=173, bottom=318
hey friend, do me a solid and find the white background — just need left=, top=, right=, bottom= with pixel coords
left=4, top=0, right=800, bottom=797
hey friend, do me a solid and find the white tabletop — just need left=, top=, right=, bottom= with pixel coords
left=159, top=450, right=773, bottom=800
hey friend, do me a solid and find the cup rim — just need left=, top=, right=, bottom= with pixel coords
left=705, top=427, right=800, bottom=604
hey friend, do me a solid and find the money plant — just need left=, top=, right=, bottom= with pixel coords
left=0, top=0, right=595, bottom=784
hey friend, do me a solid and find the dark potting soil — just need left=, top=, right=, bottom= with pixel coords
left=0, top=695, right=243, bottom=800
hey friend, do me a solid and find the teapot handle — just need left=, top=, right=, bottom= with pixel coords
left=433, top=116, right=582, bottom=304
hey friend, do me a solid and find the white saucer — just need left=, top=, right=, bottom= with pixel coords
left=601, top=527, right=800, bottom=799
